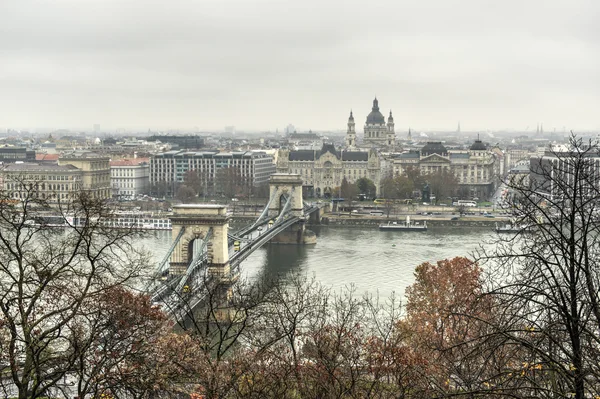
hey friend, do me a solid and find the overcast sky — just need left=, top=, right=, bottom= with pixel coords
left=1, top=0, right=598, bottom=133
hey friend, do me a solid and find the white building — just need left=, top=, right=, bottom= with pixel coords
left=110, top=158, right=150, bottom=200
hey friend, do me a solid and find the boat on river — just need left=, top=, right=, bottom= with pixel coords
left=495, top=222, right=532, bottom=234
left=32, top=212, right=172, bottom=230
left=379, top=216, right=427, bottom=231
left=101, top=211, right=172, bottom=230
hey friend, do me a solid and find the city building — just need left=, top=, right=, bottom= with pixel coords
left=393, top=139, right=499, bottom=199
left=150, top=150, right=276, bottom=197
left=58, top=152, right=111, bottom=200
left=0, top=147, right=36, bottom=163
left=360, top=97, right=395, bottom=147
left=277, top=143, right=383, bottom=197
left=529, top=151, right=600, bottom=200
left=110, top=158, right=150, bottom=200
left=287, top=131, right=324, bottom=150
left=147, top=135, right=205, bottom=150
left=0, top=163, right=83, bottom=203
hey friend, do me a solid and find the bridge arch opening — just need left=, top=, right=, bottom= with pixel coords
left=186, top=235, right=206, bottom=264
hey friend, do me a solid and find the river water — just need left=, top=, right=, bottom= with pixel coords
left=139, top=225, right=496, bottom=300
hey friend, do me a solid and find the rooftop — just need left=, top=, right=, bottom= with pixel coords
left=110, top=158, right=150, bottom=167
left=4, top=163, right=80, bottom=172
left=35, top=153, right=60, bottom=161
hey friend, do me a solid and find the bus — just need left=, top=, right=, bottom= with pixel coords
left=453, top=200, right=477, bottom=207
left=374, top=198, right=412, bottom=205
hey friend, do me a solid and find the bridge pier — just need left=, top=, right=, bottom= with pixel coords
left=268, top=220, right=316, bottom=244
left=308, top=202, right=331, bottom=225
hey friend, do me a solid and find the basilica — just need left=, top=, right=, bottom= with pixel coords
left=346, top=97, right=396, bottom=148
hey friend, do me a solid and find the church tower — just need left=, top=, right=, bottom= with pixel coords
left=346, top=110, right=356, bottom=148
left=386, top=110, right=396, bottom=146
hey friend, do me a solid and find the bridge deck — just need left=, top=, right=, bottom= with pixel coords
left=150, top=203, right=322, bottom=320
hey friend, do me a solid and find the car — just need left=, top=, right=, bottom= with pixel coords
left=485, top=215, right=495, bottom=218
left=451, top=216, right=460, bottom=221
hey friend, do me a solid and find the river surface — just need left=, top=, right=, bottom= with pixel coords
left=138, top=225, right=496, bottom=300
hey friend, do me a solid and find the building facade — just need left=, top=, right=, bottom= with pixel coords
left=110, top=158, right=150, bottom=200
left=0, top=163, right=83, bottom=203
left=0, top=147, right=36, bottom=163
left=58, top=153, right=111, bottom=200
left=529, top=152, right=600, bottom=200
left=150, top=150, right=276, bottom=197
left=277, top=144, right=382, bottom=197
left=361, top=98, right=395, bottom=147
left=393, top=140, right=499, bottom=199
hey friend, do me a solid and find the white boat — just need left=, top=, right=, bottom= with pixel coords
left=495, top=222, right=531, bottom=234
left=33, top=212, right=173, bottom=230
left=379, top=216, right=427, bottom=231
left=101, top=212, right=172, bottom=230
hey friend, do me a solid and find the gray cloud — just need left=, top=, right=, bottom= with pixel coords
left=0, top=0, right=598, bottom=132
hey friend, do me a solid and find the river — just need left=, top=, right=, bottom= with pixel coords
left=138, top=225, right=496, bottom=300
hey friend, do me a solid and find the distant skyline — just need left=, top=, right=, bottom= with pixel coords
left=1, top=0, right=599, bottom=132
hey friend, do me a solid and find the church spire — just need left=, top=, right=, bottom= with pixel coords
left=346, top=108, right=356, bottom=148
left=372, top=97, right=379, bottom=112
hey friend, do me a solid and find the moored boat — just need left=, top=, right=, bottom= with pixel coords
left=379, top=216, right=427, bottom=231
left=495, top=222, right=531, bottom=234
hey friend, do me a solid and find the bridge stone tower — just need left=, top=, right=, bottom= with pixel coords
left=169, top=204, right=231, bottom=277
left=267, top=173, right=316, bottom=244
left=268, top=173, right=304, bottom=218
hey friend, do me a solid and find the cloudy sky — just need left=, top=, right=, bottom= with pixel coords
left=1, top=0, right=598, bottom=132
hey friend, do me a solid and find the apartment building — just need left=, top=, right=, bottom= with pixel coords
left=110, top=158, right=150, bottom=200
left=150, top=150, right=276, bottom=197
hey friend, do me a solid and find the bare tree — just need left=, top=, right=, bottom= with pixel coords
left=0, top=176, right=149, bottom=399
left=216, top=167, right=246, bottom=199
left=478, top=134, right=600, bottom=399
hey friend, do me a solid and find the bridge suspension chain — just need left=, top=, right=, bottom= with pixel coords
left=232, top=188, right=279, bottom=239
left=145, top=226, right=187, bottom=293
left=227, top=233, right=251, bottom=243
left=154, top=226, right=186, bottom=276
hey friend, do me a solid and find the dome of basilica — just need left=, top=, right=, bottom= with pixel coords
left=366, top=98, right=385, bottom=124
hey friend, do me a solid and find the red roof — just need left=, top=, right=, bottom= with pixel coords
left=35, top=153, right=59, bottom=161
left=110, top=158, right=150, bottom=167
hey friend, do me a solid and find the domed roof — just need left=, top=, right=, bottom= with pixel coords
left=388, top=110, right=394, bottom=122
left=470, top=139, right=487, bottom=151
left=421, top=142, right=448, bottom=156
left=366, top=98, right=385, bottom=124
left=348, top=110, right=354, bottom=121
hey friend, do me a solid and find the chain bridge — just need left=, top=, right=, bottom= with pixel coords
left=147, top=174, right=328, bottom=320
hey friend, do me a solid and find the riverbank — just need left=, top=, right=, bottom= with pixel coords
left=229, top=213, right=507, bottom=228
left=320, top=215, right=502, bottom=228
